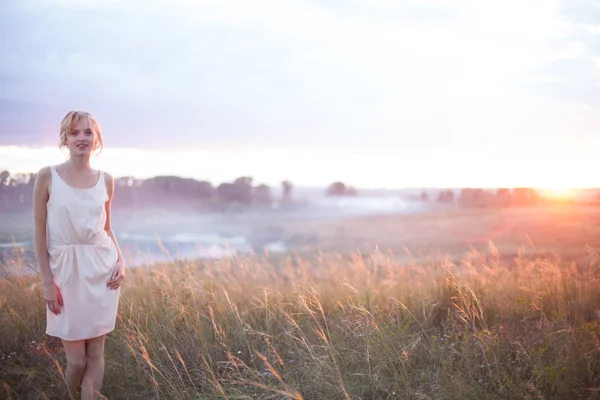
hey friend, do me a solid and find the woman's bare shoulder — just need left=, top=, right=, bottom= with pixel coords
left=33, top=166, right=52, bottom=199
left=102, top=170, right=115, bottom=196
left=35, top=166, right=52, bottom=183
left=102, top=170, right=114, bottom=184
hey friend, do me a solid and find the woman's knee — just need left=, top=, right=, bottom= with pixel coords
left=67, top=356, right=87, bottom=372
left=62, top=339, right=87, bottom=372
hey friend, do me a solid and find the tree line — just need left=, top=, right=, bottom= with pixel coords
left=0, top=171, right=360, bottom=213
left=422, top=187, right=590, bottom=208
left=2, top=170, right=596, bottom=214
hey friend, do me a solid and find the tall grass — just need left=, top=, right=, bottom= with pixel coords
left=2, top=244, right=600, bottom=399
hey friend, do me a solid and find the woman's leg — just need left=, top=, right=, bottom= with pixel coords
left=81, top=335, right=106, bottom=400
left=62, top=339, right=87, bottom=399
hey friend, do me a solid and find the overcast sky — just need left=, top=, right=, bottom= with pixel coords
left=1, top=0, right=600, bottom=187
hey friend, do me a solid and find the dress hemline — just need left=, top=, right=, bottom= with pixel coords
left=45, top=326, right=115, bottom=341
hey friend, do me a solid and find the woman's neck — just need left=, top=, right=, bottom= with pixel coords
left=67, top=155, right=92, bottom=171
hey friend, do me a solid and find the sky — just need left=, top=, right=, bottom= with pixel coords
left=1, top=0, right=600, bottom=189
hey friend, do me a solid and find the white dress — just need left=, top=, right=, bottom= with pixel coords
left=45, top=166, right=120, bottom=341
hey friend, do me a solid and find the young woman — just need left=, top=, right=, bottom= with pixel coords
left=33, top=111, right=125, bottom=400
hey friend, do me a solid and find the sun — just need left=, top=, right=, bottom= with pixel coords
left=538, top=186, right=578, bottom=200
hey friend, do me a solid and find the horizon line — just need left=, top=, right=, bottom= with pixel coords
left=2, top=168, right=599, bottom=193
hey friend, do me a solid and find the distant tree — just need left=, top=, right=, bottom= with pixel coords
left=458, top=188, right=494, bottom=208
left=327, top=182, right=346, bottom=196
left=495, top=188, right=511, bottom=207
left=326, top=181, right=357, bottom=196
left=0, top=171, right=9, bottom=210
left=193, top=180, right=215, bottom=199
left=233, top=176, right=254, bottom=204
left=234, top=176, right=253, bottom=187
left=512, top=188, right=539, bottom=206
left=254, top=184, right=272, bottom=205
left=437, top=189, right=454, bottom=204
left=0, top=170, right=10, bottom=186
left=458, top=188, right=472, bottom=207
left=281, top=180, right=293, bottom=203
left=217, top=177, right=254, bottom=205
left=420, top=191, right=429, bottom=202
left=217, top=183, right=237, bottom=203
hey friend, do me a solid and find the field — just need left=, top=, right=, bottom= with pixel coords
left=2, top=205, right=600, bottom=399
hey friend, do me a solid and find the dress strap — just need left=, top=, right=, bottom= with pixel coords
left=98, top=170, right=107, bottom=195
left=49, top=165, right=58, bottom=187
left=48, top=165, right=61, bottom=199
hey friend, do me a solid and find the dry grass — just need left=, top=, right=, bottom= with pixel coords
left=2, top=241, right=600, bottom=399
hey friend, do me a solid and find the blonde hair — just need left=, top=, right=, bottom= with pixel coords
left=59, top=111, right=104, bottom=154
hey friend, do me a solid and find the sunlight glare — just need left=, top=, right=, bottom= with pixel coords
left=538, top=187, right=578, bottom=200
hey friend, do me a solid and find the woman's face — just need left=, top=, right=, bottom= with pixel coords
left=66, top=117, right=98, bottom=156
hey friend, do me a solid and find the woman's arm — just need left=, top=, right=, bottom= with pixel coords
left=33, top=167, right=62, bottom=314
left=32, top=167, right=53, bottom=290
left=104, top=172, right=125, bottom=289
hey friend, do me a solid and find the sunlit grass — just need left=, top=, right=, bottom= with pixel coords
left=2, top=243, right=600, bottom=399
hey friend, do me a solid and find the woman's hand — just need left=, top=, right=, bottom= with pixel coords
left=107, top=259, right=125, bottom=290
left=44, top=282, right=63, bottom=315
